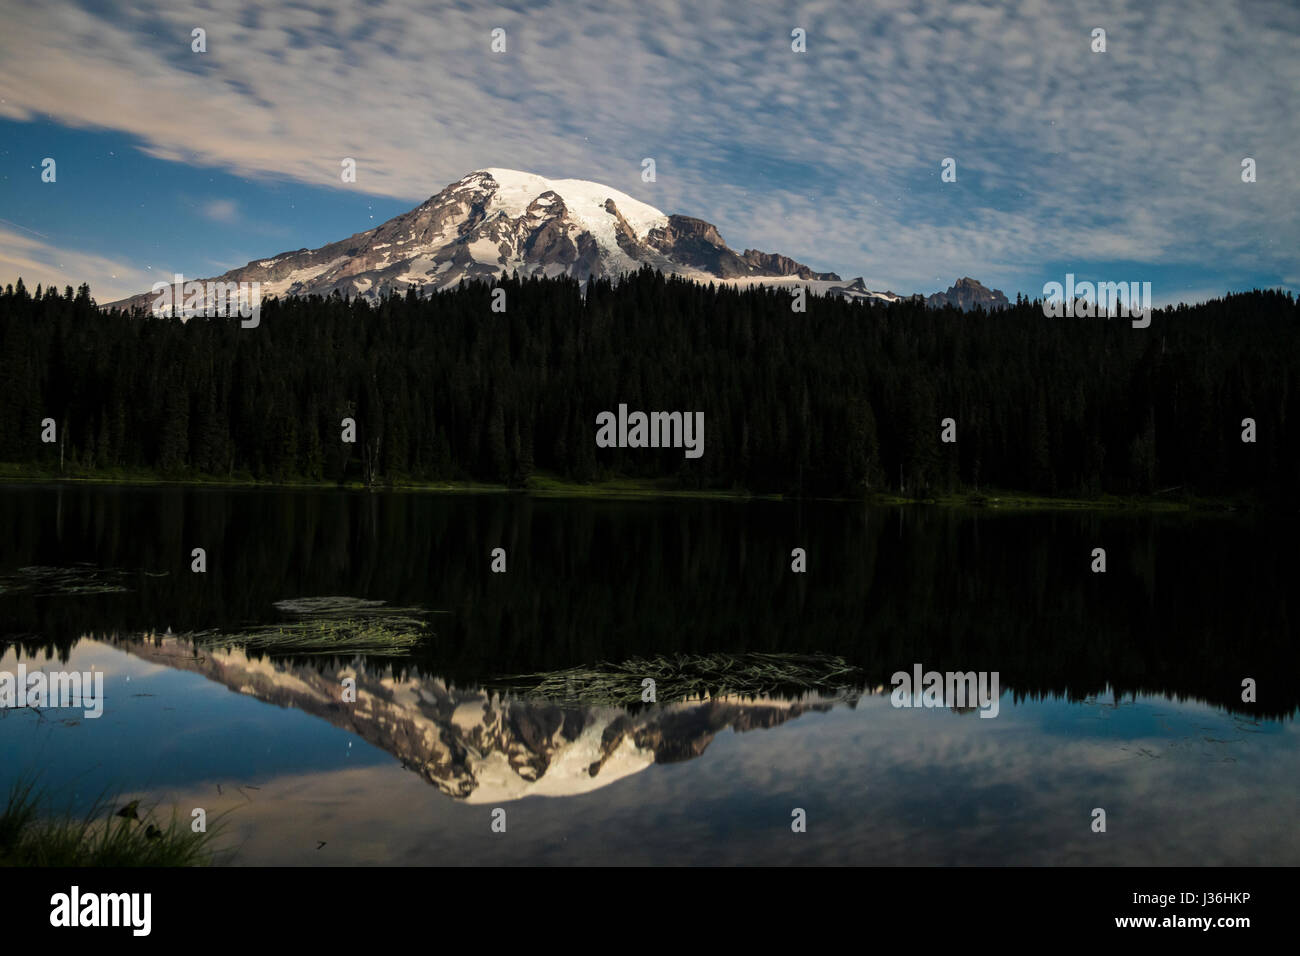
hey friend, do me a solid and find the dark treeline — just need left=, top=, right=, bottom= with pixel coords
left=1, top=271, right=1297, bottom=499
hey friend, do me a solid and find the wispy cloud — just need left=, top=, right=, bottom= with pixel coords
left=0, top=0, right=1296, bottom=293
left=201, top=199, right=239, bottom=223
left=0, top=228, right=167, bottom=302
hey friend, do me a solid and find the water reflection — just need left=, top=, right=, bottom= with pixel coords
left=1, top=484, right=1298, bottom=864
left=2, top=637, right=1296, bottom=865
left=116, top=633, right=848, bottom=802
left=2, top=485, right=1297, bottom=717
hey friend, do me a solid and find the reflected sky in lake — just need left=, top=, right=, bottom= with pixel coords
left=2, top=637, right=1295, bottom=866
left=2, top=484, right=1297, bottom=865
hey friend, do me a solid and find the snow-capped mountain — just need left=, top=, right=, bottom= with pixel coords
left=108, top=168, right=863, bottom=310
left=826, top=277, right=913, bottom=305
left=105, top=169, right=1014, bottom=313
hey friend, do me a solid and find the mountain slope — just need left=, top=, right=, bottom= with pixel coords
left=107, top=169, right=847, bottom=311
left=925, top=276, right=1011, bottom=311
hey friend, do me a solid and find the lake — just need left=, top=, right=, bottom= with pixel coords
left=1, top=483, right=1297, bottom=865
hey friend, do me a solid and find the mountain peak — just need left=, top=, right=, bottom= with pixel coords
left=926, top=277, right=1011, bottom=312
left=107, top=169, right=840, bottom=310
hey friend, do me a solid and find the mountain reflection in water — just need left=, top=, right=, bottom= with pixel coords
left=1, top=485, right=1297, bottom=864
left=118, top=634, right=849, bottom=803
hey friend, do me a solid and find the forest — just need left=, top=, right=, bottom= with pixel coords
left=0, top=270, right=1296, bottom=502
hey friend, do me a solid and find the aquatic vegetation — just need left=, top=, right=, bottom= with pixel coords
left=0, top=779, right=225, bottom=867
left=496, top=652, right=862, bottom=706
left=271, top=596, right=390, bottom=616
left=188, top=596, right=439, bottom=657
left=191, top=618, right=428, bottom=656
left=0, top=564, right=133, bottom=597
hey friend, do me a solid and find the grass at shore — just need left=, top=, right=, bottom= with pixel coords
left=884, top=489, right=1200, bottom=512
left=0, top=460, right=508, bottom=494
left=0, top=461, right=1246, bottom=511
left=0, top=780, right=225, bottom=866
left=522, top=473, right=776, bottom=501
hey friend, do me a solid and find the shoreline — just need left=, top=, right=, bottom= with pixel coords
left=0, top=463, right=1252, bottom=511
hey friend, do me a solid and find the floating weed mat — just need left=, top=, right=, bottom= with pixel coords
left=271, top=596, right=389, bottom=616
left=495, top=652, right=862, bottom=706
left=187, top=596, right=441, bottom=657
left=0, top=564, right=146, bottom=597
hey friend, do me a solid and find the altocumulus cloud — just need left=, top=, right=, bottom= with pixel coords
left=0, top=0, right=1296, bottom=297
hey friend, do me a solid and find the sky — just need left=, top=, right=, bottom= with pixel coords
left=0, top=0, right=1297, bottom=305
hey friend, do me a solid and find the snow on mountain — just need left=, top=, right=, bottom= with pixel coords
left=107, top=168, right=853, bottom=311
left=825, top=277, right=911, bottom=304
left=482, top=167, right=668, bottom=247
left=105, top=169, right=1007, bottom=314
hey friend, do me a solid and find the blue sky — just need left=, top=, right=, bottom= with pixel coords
left=1, top=0, right=1297, bottom=305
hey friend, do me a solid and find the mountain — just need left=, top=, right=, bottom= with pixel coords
left=826, top=277, right=913, bottom=305
left=104, top=170, right=1015, bottom=313
left=107, top=168, right=848, bottom=312
left=115, top=634, right=849, bottom=803
left=925, top=276, right=1011, bottom=311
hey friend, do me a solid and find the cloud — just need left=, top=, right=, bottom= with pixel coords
left=201, top=199, right=239, bottom=223
left=0, top=228, right=167, bottom=303
left=0, top=0, right=1296, bottom=288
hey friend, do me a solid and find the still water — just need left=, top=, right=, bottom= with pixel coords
left=1, top=484, right=1297, bottom=865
